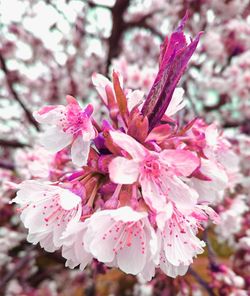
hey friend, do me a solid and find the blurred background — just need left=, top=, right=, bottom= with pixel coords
left=0, top=0, right=250, bottom=295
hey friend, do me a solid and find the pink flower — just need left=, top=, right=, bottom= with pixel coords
left=33, top=96, right=96, bottom=166
left=12, top=180, right=82, bottom=252
left=190, top=158, right=228, bottom=204
left=83, top=206, right=158, bottom=276
left=204, top=123, right=240, bottom=188
left=61, top=220, right=92, bottom=270
left=157, top=207, right=206, bottom=277
left=109, top=131, right=199, bottom=214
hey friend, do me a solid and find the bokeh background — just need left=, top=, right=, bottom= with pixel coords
left=0, top=1, right=250, bottom=295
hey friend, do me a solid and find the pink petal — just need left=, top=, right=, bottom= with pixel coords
left=110, top=131, right=147, bottom=160
left=160, top=149, right=199, bottom=176
left=33, top=105, right=65, bottom=124
left=198, top=159, right=228, bottom=189
left=140, top=176, right=168, bottom=212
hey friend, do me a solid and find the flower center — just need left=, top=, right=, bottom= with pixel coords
left=59, top=105, right=89, bottom=135
left=142, top=155, right=161, bottom=178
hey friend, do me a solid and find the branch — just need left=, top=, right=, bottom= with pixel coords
left=189, top=267, right=216, bottom=296
left=0, top=160, right=15, bottom=170
left=133, top=22, right=164, bottom=40
left=0, top=139, right=30, bottom=148
left=0, top=53, right=40, bottom=131
left=203, top=229, right=217, bottom=263
left=106, top=0, right=131, bottom=73
left=106, top=3, right=165, bottom=73
left=85, top=0, right=112, bottom=9
left=126, top=10, right=164, bottom=40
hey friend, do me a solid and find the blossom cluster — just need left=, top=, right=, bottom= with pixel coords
left=11, top=17, right=236, bottom=282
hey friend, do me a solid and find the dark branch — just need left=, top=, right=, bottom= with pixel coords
left=0, top=160, right=15, bottom=170
left=0, top=53, right=40, bottom=131
left=85, top=0, right=112, bottom=9
left=0, top=139, right=30, bottom=148
left=126, top=10, right=164, bottom=40
left=106, top=0, right=131, bottom=73
left=105, top=2, right=165, bottom=74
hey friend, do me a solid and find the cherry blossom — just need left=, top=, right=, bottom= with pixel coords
left=157, top=209, right=205, bottom=275
left=33, top=96, right=96, bottom=166
left=84, top=206, right=158, bottom=276
left=3, top=5, right=250, bottom=293
left=61, top=220, right=92, bottom=270
left=11, top=180, right=82, bottom=252
left=109, top=131, right=199, bottom=214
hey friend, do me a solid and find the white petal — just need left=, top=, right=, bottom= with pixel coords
left=40, top=126, right=73, bottom=153
left=110, top=206, right=147, bottom=222
left=160, top=259, right=189, bottom=278
left=167, top=176, right=198, bottom=214
left=59, top=189, right=81, bottom=211
left=139, top=260, right=156, bottom=282
left=191, top=159, right=228, bottom=203
left=117, top=234, right=146, bottom=275
left=200, top=159, right=228, bottom=189
left=61, top=221, right=92, bottom=270
left=127, top=90, right=144, bottom=112
left=71, top=135, right=90, bottom=166
left=84, top=216, right=116, bottom=263
left=92, top=72, right=113, bottom=104
left=33, top=105, right=66, bottom=124
left=27, top=232, right=58, bottom=252
left=140, top=176, right=167, bottom=212
left=163, top=219, right=205, bottom=266
left=165, top=88, right=185, bottom=116
left=156, top=202, right=173, bottom=231
left=109, top=157, right=140, bottom=184
left=12, top=180, right=54, bottom=204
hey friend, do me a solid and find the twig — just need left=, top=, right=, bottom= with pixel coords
left=134, top=22, right=164, bottom=40
left=189, top=267, right=216, bottom=296
left=203, top=228, right=221, bottom=273
left=0, top=53, right=40, bottom=131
